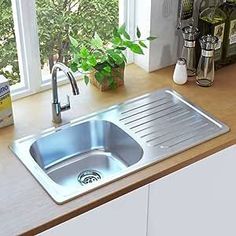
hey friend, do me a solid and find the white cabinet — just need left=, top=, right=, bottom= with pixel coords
left=40, top=145, right=236, bottom=236
left=40, top=185, right=149, bottom=236
left=147, top=145, right=236, bottom=236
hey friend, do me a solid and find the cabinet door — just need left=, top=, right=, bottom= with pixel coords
left=40, top=185, right=148, bottom=236
left=148, top=145, right=236, bottom=236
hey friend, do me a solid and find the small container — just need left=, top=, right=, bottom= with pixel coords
left=0, top=75, right=14, bottom=128
left=196, top=35, right=218, bottom=87
left=173, top=58, right=188, bottom=85
left=181, top=25, right=199, bottom=77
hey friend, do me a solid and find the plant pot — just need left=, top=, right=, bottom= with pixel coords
left=89, top=66, right=125, bottom=91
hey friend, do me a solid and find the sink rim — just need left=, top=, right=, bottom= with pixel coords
left=9, top=88, right=230, bottom=204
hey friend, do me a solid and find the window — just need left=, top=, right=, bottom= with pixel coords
left=0, top=1, right=20, bottom=87
left=1, top=0, right=134, bottom=100
left=37, top=0, right=120, bottom=83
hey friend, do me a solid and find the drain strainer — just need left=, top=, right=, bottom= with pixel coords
left=78, top=170, right=102, bottom=186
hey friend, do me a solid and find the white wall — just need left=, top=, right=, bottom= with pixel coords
left=135, top=0, right=179, bottom=72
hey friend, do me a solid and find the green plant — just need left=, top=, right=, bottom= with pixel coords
left=69, top=24, right=156, bottom=88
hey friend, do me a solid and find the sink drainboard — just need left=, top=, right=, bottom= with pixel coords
left=118, top=89, right=229, bottom=151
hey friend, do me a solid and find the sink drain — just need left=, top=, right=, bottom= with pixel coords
left=78, top=170, right=102, bottom=186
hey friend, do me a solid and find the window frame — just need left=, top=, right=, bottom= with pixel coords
left=10, top=0, right=135, bottom=100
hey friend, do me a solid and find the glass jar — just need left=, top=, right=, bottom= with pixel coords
left=196, top=35, right=218, bottom=87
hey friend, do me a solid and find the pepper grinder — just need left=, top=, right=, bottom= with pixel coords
left=181, top=25, right=199, bottom=77
left=196, top=35, right=218, bottom=87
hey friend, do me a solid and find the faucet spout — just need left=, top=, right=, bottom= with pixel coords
left=67, top=71, right=80, bottom=95
left=51, top=62, right=79, bottom=123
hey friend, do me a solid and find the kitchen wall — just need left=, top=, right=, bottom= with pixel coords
left=134, top=0, right=179, bottom=72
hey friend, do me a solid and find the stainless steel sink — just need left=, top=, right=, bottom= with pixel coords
left=29, top=120, right=143, bottom=188
left=10, top=88, right=229, bottom=204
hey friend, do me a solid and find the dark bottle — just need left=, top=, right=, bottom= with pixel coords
left=198, top=0, right=227, bottom=68
left=220, top=0, right=236, bottom=64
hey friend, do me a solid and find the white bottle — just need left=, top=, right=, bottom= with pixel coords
left=173, top=58, right=188, bottom=85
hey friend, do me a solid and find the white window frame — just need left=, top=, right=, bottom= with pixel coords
left=10, top=0, right=135, bottom=101
left=11, top=0, right=42, bottom=100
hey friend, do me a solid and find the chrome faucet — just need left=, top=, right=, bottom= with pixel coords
left=51, top=62, right=79, bottom=123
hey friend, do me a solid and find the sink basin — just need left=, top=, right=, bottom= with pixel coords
left=10, top=88, right=229, bottom=204
left=30, top=120, right=143, bottom=188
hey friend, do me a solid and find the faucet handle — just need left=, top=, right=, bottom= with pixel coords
left=61, top=95, right=71, bottom=112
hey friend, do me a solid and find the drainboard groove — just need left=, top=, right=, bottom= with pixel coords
left=134, top=110, right=192, bottom=134
left=150, top=123, right=210, bottom=147
left=139, top=114, right=196, bottom=138
left=124, top=104, right=180, bottom=125
left=141, top=118, right=203, bottom=140
left=155, top=126, right=217, bottom=148
left=120, top=96, right=168, bottom=115
left=129, top=107, right=184, bottom=129
left=119, top=100, right=173, bottom=121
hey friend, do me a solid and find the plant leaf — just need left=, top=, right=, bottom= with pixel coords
left=70, top=62, right=78, bottom=72
left=118, top=23, right=126, bottom=34
left=95, top=71, right=104, bottom=83
left=69, top=35, right=79, bottom=48
left=116, top=46, right=126, bottom=51
left=139, top=41, right=147, bottom=48
left=113, top=37, right=122, bottom=45
left=123, top=40, right=133, bottom=48
left=103, top=65, right=112, bottom=73
left=84, top=75, right=89, bottom=85
left=123, top=31, right=131, bottom=40
left=108, top=51, right=124, bottom=65
left=113, top=27, right=120, bottom=38
left=147, top=36, right=157, bottom=41
left=81, top=61, right=92, bottom=72
left=136, top=27, right=141, bottom=38
left=91, top=32, right=103, bottom=48
left=118, top=23, right=130, bottom=40
left=121, top=52, right=127, bottom=63
left=79, top=46, right=89, bottom=58
left=87, top=55, right=97, bottom=66
left=130, top=44, right=144, bottom=54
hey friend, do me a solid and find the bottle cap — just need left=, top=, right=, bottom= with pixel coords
left=182, top=25, right=199, bottom=41
left=199, top=34, right=219, bottom=50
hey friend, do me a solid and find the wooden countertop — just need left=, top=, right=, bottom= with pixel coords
left=0, top=64, right=236, bottom=235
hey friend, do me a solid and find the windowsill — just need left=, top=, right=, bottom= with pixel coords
left=11, top=71, right=83, bottom=101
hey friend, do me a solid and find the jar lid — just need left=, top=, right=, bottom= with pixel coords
left=199, top=35, right=219, bottom=50
left=182, top=25, right=199, bottom=41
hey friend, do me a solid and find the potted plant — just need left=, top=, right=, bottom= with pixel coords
left=69, top=25, right=156, bottom=91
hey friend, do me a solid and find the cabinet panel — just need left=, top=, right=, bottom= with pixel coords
left=40, top=185, right=148, bottom=236
left=148, top=145, right=236, bottom=236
